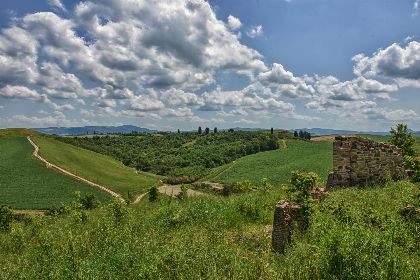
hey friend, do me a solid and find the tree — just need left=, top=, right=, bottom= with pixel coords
left=271, top=127, right=274, bottom=134
left=389, top=123, right=415, bottom=156
left=204, top=127, right=210, bottom=135
left=299, top=130, right=304, bottom=139
left=214, top=127, right=218, bottom=133
left=177, top=129, right=180, bottom=134
left=198, top=126, right=202, bottom=134
left=294, top=131, right=298, bottom=138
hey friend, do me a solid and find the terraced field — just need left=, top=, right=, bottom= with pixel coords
left=0, top=136, right=111, bottom=209
left=32, top=136, right=162, bottom=199
left=211, top=139, right=332, bottom=186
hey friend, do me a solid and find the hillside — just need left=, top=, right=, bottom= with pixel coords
left=32, top=136, right=162, bottom=199
left=0, top=180, right=418, bottom=279
left=210, top=139, right=332, bottom=185
left=0, top=136, right=111, bottom=209
left=33, top=125, right=157, bottom=135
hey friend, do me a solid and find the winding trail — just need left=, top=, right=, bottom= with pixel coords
left=27, top=136, right=124, bottom=202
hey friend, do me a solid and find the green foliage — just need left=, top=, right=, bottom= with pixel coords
left=222, top=181, right=254, bottom=196
left=0, top=181, right=419, bottom=279
left=214, top=139, right=332, bottom=186
left=389, top=123, right=416, bottom=156
left=0, top=205, right=14, bottom=232
left=149, top=186, right=159, bottom=202
left=404, top=155, right=420, bottom=182
left=79, top=193, right=101, bottom=210
left=0, top=137, right=110, bottom=209
left=57, top=131, right=280, bottom=179
left=108, top=199, right=129, bottom=225
left=176, top=185, right=189, bottom=201
left=32, top=136, right=161, bottom=199
left=287, top=172, right=319, bottom=229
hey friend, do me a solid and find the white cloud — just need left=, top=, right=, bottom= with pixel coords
left=413, top=0, right=419, bottom=16
left=246, top=25, right=263, bottom=38
left=48, top=0, right=67, bottom=12
left=227, top=15, right=242, bottom=30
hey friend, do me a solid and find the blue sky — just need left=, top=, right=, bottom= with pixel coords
left=0, top=0, right=419, bottom=131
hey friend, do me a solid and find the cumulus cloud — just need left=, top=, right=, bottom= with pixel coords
left=227, top=15, right=242, bottom=30
left=246, top=25, right=263, bottom=38
left=352, top=41, right=420, bottom=84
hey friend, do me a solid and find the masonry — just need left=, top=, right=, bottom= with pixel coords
left=326, top=136, right=405, bottom=188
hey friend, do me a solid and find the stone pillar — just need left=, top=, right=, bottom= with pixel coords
left=272, top=201, right=301, bottom=253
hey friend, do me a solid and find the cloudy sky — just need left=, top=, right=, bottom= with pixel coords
left=0, top=0, right=420, bottom=131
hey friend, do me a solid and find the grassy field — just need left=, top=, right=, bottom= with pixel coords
left=0, top=128, right=40, bottom=137
left=32, top=136, right=162, bottom=199
left=0, top=137, right=111, bottom=209
left=0, top=180, right=418, bottom=279
left=211, top=139, right=332, bottom=186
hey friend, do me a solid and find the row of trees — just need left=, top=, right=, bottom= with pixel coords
left=294, top=130, right=311, bottom=140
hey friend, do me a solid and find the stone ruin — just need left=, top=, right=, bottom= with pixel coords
left=271, top=201, right=302, bottom=253
left=326, top=136, right=406, bottom=188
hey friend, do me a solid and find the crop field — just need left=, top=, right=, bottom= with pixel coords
left=211, top=139, right=332, bottom=186
left=0, top=137, right=111, bottom=209
left=32, top=136, right=162, bottom=199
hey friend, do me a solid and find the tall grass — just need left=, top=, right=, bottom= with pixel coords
left=0, top=180, right=419, bottom=279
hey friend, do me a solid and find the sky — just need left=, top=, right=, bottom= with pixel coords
left=0, top=0, right=420, bottom=131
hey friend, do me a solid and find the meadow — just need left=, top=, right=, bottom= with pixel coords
left=211, top=139, right=332, bottom=186
left=0, top=180, right=418, bottom=279
left=0, top=137, right=111, bottom=209
left=32, top=136, right=162, bottom=199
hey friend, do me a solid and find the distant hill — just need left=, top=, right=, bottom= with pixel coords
left=33, top=125, right=157, bottom=135
left=292, top=128, right=389, bottom=136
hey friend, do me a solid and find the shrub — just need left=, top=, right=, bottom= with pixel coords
left=404, top=155, right=420, bottom=183
left=108, top=200, right=129, bottom=225
left=177, top=185, right=189, bottom=201
left=389, top=123, right=416, bottom=156
left=163, top=176, right=196, bottom=185
left=149, top=186, right=159, bottom=202
left=222, top=181, right=254, bottom=196
left=0, top=205, right=14, bottom=232
left=287, top=171, right=319, bottom=229
left=80, top=194, right=101, bottom=210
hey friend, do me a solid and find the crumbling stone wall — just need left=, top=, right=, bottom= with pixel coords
left=272, top=201, right=301, bottom=253
left=327, top=136, right=405, bottom=188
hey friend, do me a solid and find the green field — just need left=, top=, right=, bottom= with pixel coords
left=33, top=136, right=162, bottom=199
left=211, top=139, right=332, bottom=186
left=0, top=137, right=111, bottom=209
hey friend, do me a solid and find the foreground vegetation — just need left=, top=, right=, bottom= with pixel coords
left=0, top=137, right=110, bottom=209
left=211, top=139, right=332, bottom=185
left=57, top=131, right=283, bottom=179
left=0, top=180, right=419, bottom=279
left=33, top=136, right=161, bottom=199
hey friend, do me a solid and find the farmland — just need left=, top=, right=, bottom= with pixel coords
left=211, top=139, right=332, bottom=185
left=0, top=136, right=111, bottom=209
left=32, top=136, right=162, bottom=199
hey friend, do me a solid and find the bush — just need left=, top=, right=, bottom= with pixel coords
left=0, top=205, right=14, bottom=232
left=149, top=186, right=159, bottom=202
left=80, top=194, right=101, bottom=210
left=287, top=171, right=319, bottom=229
left=222, top=181, right=254, bottom=196
left=163, top=176, right=196, bottom=185
left=404, top=156, right=420, bottom=183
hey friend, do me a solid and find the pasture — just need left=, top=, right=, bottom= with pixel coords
left=0, top=137, right=110, bottom=209
left=211, top=139, right=332, bottom=186
left=32, top=136, right=162, bottom=199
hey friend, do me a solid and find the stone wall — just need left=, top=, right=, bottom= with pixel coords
left=326, top=136, right=405, bottom=188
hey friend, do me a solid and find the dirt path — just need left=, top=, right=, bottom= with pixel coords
left=158, top=185, right=205, bottom=197
left=27, top=136, right=124, bottom=202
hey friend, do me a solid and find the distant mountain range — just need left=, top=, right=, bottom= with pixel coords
left=33, top=125, right=157, bottom=135
left=292, top=128, right=420, bottom=136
